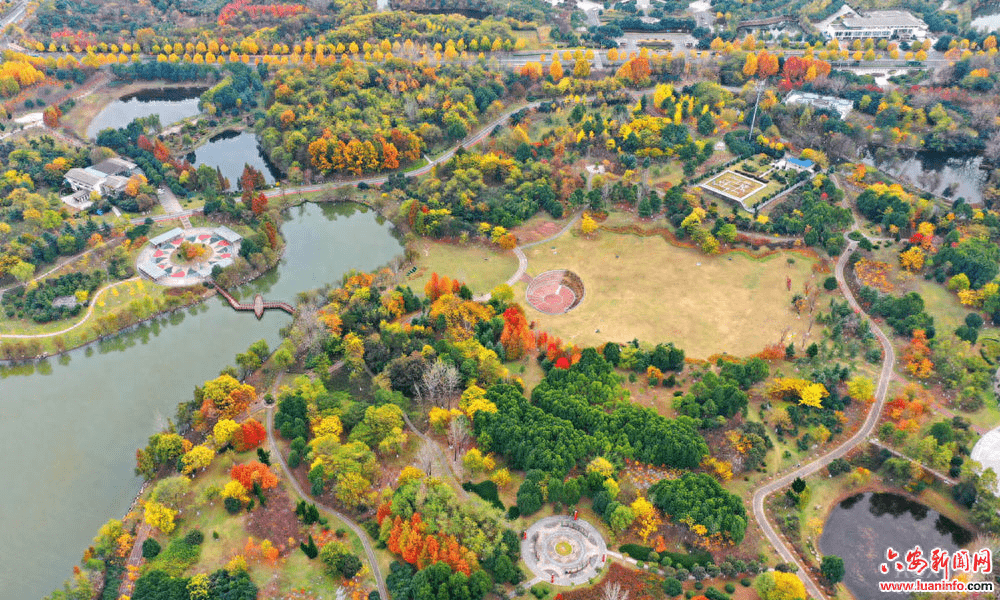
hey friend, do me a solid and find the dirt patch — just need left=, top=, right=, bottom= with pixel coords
left=244, top=485, right=302, bottom=551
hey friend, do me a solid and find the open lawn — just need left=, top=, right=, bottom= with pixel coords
left=410, top=240, right=517, bottom=297
left=515, top=230, right=822, bottom=358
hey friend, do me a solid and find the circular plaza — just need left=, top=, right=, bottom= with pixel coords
left=136, top=226, right=243, bottom=286
left=521, top=516, right=607, bottom=586
left=525, top=270, right=585, bottom=315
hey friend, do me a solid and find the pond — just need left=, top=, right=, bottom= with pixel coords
left=185, top=130, right=281, bottom=187
left=0, top=202, right=402, bottom=600
left=87, top=87, right=205, bottom=139
left=819, top=492, right=974, bottom=599
left=863, top=150, right=987, bottom=205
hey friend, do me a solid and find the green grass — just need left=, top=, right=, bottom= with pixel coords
left=411, top=240, right=518, bottom=297
left=516, top=229, right=821, bottom=358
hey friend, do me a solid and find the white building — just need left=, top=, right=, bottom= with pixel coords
left=825, top=8, right=928, bottom=40
left=785, top=91, right=854, bottom=120
left=63, top=157, right=139, bottom=201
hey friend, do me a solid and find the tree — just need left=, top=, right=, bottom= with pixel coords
left=755, top=571, right=806, bottom=600
left=231, top=461, right=278, bottom=491
left=549, top=58, right=564, bottom=82
left=144, top=500, right=178, bottom=534
left=602, top=581, right=630, bottom=600
left=500, top=304, right=534, bottom=360
left=821, top=555, right=845, bottom=584
left=182, top=445, right=214, bottom=474
left=581, top=214, right=598, bottom=235
left=791, top=477, right=806, bottom=494
left=847, top=376, right=874, bottom=403
left=742, top=53, right=757, bottom=78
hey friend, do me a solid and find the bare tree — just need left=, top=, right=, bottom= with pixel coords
left=415, top=442, right=436, bottom=476
left=447, top=414, right=471, bottom=462
left=601, top=582, right=630, bottom=600
left=416, top=359, right=461, bottom=409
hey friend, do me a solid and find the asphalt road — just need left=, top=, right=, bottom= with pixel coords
left=750, top=212, right=897, bottom=600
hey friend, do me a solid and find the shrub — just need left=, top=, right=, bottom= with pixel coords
left=741, top=577, right=752, bottom=587
left=184, top=529, right=204, bottom=545
left=704, top=587, right=729, bottom=600
left=462, top=480, right=505, bottom=510
left=141, top=538, right=161, bottom=559
left=725, top=583, right=736, bottom=593
left=694, top=581, right=703, bottom=590
left=507, top=506, right=520, bottom=520
left=620, top=544, right=653, bottom=561
left=663, top=577, right=683, bottom=597
left=224, top=496, right=242, bottom=514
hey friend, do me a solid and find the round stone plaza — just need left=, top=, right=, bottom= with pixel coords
left=521, top=516, right=607, bottom=586
left=135, top=226, right=242, bottom=287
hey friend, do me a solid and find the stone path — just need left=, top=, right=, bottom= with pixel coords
left=117, top=522, right=151, bottom=598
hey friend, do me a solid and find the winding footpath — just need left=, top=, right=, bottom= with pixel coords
left=266, top=406, right=388, bottom=600
left=750, top=221, right=897, bottom=600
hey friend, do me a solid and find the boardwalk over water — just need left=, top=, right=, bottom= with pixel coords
left=213, top=283, right=295, bottom=318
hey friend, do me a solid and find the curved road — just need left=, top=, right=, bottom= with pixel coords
left=266, top=406, right=389, bottom=600
left=751, top=222, right=897, bottom=599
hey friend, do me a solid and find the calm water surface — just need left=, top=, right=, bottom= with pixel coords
left=185, top=130, right=281, bottom=187
left=0, top=202, right=401, bottom=599
left=87, top=87, right=204, bottom=139
left=819, top=492, right=974, bottom=599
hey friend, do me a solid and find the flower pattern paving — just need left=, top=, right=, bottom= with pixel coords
left=149, top=232, right=231, bottom=278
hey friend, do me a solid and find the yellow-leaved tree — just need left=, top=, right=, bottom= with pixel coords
left=144, top=500, right=178, bottom=534
left=182, top=445, right=214, bottom=474
left=629, top=496, right=662, bottom=543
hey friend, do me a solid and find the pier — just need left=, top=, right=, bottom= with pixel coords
left=213, top=283, right=295, bottom=319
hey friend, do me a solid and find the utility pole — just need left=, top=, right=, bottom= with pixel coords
left=747, top=79, right=766, bottom=141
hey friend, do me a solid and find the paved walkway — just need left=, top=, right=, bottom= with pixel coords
left=750, top=177, right=898, bottom=600
left=117, top=522, right=151, bottom=598
left=522, top=516, right=607, bottom=586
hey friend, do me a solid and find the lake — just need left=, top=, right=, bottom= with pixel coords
left=185, top=130, right=281, bottom=188
left=0, top=202, right=402, bottom=600
left=819, top=492, right=974, bottom=599
left=87, top=87, right=205, bottom=139
left=864, top=150, right=987, bottom=205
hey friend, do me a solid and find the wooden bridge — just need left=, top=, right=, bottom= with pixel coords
left=213, top=283, right=295, bottom=319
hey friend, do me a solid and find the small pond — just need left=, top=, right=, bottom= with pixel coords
left=820, top=492, right=974, bottom=599
left=863, top=150, right=987, bottom=205
left=185, top=130, right=281, bottom=188
left=87, top=87, right=204, bottom=139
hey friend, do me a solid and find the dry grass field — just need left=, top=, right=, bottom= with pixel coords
left=514, top=230, right=823, bottom=358
left=409, top=240, right=518, bottom=297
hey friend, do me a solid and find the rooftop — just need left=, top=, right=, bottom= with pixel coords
left=148, top=227, right=185, bottom=247
left=214, top=225, right=243, bottom=243
left=841, top=10, right=926, bottom=29
left=64, top=167, right=105, bottom=188
left=92, top=157, right=137, bottom=176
